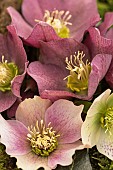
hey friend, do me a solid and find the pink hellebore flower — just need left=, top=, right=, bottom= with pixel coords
left=27, top=36, right=112, bottom=101
left=0, top=96, right=84, bottom=170
left=7, top=0, right=100, bottom=47
left=0, top=25, right=28, bottom=112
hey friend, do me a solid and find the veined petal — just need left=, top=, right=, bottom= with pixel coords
left=48, top=141, right=84, bottom=169
left=14, top=152, right=50, bottom=170
left=81, top=114, right=101, bottom=147
left=97, top=128, right=113, bottom=160
left=16, top=96, right=52, bottom=127
left=45, top=99, right=84, bottom=143
left=0, top=114, right=30, bottom=155
left=87, top=89, right=111, bottom=117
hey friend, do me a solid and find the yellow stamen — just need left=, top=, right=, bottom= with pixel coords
left=64, top=51, right=91, bottom=94
left=35, top=10, right=72, bottom=38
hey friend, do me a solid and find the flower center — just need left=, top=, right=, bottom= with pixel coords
left=64, top=51, right=91, bottom=94
left=35, top=10, right=72, bottom=38
left=100, top=107, right=113, bottom=135
left=0, top=56, right=19, bottom=92
left=27, top=120, right=60, bottom=157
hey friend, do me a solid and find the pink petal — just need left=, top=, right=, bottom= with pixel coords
left=45, top=99, right=83, bottom=143
left=16, top=96, right=52, bottom=127
left=27, top=61, right=68, bottom=94
left=7, top=7, right=32, bottom=39
left=0, top=91, right=17, bottom=112
left=99, top=12, right=113, bottom=36
left=0, top=114, right=30, bottom=155
left=13, top=152, right=50, bottom=170
left=11, top=62, right=28, bottom=98
left=48, top=140, right=84, bottom=169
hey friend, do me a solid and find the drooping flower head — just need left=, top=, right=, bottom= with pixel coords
left=81, top=89, right=113, bottom=160
left=0, top=96, right=84, bottom=170
left=7, top=0, right=100, bottom=47
left=27, top=36, right=112, bottom=101
left=0, top=25, right=28, bottom=112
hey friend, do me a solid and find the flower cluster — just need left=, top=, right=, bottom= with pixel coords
left=0, top=0, right=113, bottom=170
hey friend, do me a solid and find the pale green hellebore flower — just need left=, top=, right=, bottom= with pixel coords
left=81, top=89, right=113, bottom=160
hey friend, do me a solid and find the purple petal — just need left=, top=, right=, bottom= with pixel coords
left=0, top=91, right=17, bottom=112
left=84, top=27, right=113, bottom=59
left=23, top=22, right=60, bottom=48
left=105, top=59, right=113, bottom=88
left=27, top=61, right=68, bottom=94
left=0, top=114, right=30, bottom=155
left=45, top=99, right=83, bottom=143
left=7, top=7, right=32, bottom=39
left=16, top=96, right=52, bottom=127
left=48, top=141, right=84, bottom=169
left=41, top=90, right=77, bottom=102
left=40, top=38, right=90, bottom=67
left=0, top=25, right=27, bottom=72
left=99, top=12, right=113, bottom=36
left=11, top=62, right=28, bottom=98
left=14, top=152, right=50, bottom=170
left=87, top=54, right=112, bottom=100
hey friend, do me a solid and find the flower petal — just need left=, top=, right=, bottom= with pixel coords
left=87, top=89, right=111, bottom=117
left=7, top=7, right=32, bottom=39
left=48, top=140, right=84, bottom=169
left=81, top=114, right=101, bottom=147
left=16, top=96, right=52, bottom=127
left=14, top=152, right=50, bottom=170
left=27, top=61, right=68, bottom=94
left=0, top=91, right=17, bottom=112
left=45, top=99, right=83, bottom=143
left=0, top=114, right=30, bottom=155
left=97, top=128, right=113, bottom=160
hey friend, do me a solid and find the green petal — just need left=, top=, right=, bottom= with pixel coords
left=81, top=114, right=101, bottom=147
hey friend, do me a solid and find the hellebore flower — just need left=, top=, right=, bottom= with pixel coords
left=81, top=89, right=113, bottom=160
left=0, top=96, right=84, bottom=170
left=27, top=37, right=112, bottom=101
left=7, top=0, right=100, bottom=47
left=0, top=25, right=28, bottom=112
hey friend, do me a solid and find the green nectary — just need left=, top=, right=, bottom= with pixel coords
left=0, top=56, right=19, bottom=92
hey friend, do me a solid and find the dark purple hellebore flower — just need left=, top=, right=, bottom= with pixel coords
left=7, top=0, right=100, bottom=47
left=84, top=25, right=113, bottom=89
left=27, top=36, right=112, bottom=102
left=0, top=25, right=28, bottom=112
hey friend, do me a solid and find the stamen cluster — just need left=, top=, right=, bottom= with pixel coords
left=64, top=51, right=91, bottom=94
left=27, top=120, right=60, bottom=157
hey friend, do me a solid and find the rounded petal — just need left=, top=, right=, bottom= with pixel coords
left=0, top=91, right=17, bottom=112
left=81, top=114, right=101, bottom=147
left=16, top=96, right=52, bottom=127
left=27, top=61, right=68, bottom=94
left=45, top=99, right=84, bottom=143
left=0, top=114, right=30, bottom=155
left=7, top=7, right=32, bottom=39
left=14, top=152, right=50, bottom=170
left=97, top=128, right=113, bottom=160
left=87, top=89, right=111, bottom=117
left=48, top=141, right=84, bottom=169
